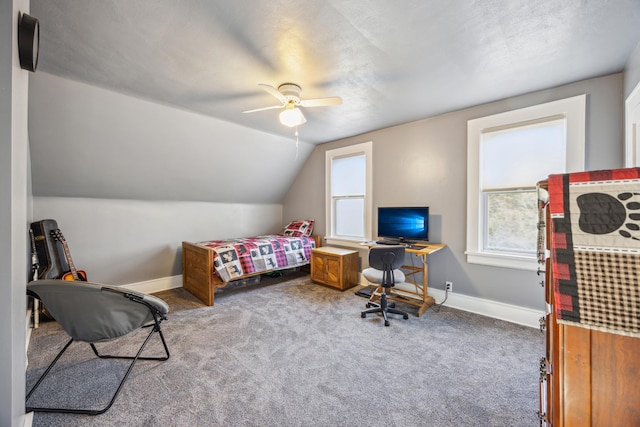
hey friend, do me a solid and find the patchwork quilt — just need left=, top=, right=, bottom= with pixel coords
left=197, top=235, right=316, bottom=282
left=548, top=168, right=640, bottom=337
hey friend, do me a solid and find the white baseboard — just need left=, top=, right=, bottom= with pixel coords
left=122, top=275, right=183, bottom=294
left=24, top=412, right=33, bottom=427
left=360, top=278, right=544, bottom=329
left=428, top=288, right=544, bottom=329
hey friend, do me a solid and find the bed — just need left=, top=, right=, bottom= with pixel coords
left=181, top=221, right=320, bottom=306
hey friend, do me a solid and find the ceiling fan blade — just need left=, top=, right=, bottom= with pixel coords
left=259, top=84, right=287, bottom=103
left=242, top=105, right=283, bottom=114
left=299, top=96, right=342, bottom=108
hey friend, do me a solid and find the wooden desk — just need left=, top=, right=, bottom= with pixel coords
left=361, top=242, right=446, bottom=316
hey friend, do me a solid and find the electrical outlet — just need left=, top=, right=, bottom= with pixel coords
left=445, top=281, right=453, bottom=292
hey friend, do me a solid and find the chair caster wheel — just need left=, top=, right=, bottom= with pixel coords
left=384, top=320, right=390, bottom=326
left=366, top=303, right=372, bottom=308
left=361, top=312, right=366, bottom=318
left=403, top=314, right=409, bottom=319
left=388, top=302, right=396, bottom=308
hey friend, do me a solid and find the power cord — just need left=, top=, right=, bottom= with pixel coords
left=430, top=285, right=449, bottom=312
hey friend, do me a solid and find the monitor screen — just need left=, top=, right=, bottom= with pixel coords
left=377, top=207, right=429, bottom=242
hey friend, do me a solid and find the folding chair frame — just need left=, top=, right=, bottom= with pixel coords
left=26, top=291, right=170, bottom=415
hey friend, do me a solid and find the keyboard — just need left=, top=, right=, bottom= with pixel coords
left=375, top=240, right=401, bottom=245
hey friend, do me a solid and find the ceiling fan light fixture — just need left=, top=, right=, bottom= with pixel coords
left=244, top=82, right=339, bottom=128
left=279, top=107, right=306, bottom=127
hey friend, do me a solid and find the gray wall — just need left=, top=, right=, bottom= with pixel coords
left=1, top=0, right=31, bottom=425
left=33, top=197, right=283, bottom=284
left=283, top=73, right=624, bottom=310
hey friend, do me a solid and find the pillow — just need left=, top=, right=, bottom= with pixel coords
left=282, top=220, right=314, bottom=237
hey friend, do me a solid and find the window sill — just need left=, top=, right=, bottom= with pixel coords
left=465, top=250, right=537, bottom=271
left=324, top=237, right=368, bottom=250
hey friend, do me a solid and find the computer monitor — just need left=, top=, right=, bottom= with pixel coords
left=377, top=206, right=429, bottom=243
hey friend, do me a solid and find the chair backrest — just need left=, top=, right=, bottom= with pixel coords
left=27, top=280, right=169, bottom=343
left=368, top=246, right=405, bottom=286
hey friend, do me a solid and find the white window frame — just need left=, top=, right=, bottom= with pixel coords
left=466, top=95, right=586, bottom=270
left=625, top=81, right=640, bottom=167
left=325, top=141, right=373, bottom=247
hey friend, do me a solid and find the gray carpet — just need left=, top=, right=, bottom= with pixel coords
left=26, top=275, right=544, bottom=426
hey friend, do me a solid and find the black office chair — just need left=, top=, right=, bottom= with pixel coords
left=361, top=246, right=409, bottom=326
left=26, top=279, right=170, bottom=415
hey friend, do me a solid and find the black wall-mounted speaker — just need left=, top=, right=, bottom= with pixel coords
left=18, top=13, right=40, bottom=72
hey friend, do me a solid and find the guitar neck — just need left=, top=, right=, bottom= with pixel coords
left=61, top=242, right=79, bottom=280
left=54, top=231, right=79, bottom=280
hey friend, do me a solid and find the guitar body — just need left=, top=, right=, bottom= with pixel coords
left=62, top=270, right=88, bottom=281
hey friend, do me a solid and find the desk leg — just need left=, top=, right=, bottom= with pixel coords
left=417, top=254, right=435, bottom=316
left=368, top=284, right=382, bottom=304
left=417, top=299, right=436, bottom=316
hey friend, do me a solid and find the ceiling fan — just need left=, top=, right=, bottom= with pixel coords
left=243, top=83, right=342, bottom=127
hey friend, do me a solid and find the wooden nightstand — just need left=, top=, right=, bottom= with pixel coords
left=310, top=247, right=359, bottom=291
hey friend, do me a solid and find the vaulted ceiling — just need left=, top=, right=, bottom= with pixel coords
left=30, top=0, right=640, bottom=145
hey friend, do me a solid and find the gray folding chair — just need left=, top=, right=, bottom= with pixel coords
left=26, top=279, right=170, bottom=415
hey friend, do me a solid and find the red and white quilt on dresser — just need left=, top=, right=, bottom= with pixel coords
left=548, top=168, right=640, bottom=337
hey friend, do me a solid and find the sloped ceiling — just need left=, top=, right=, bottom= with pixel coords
left=26, top=0, right=640, bottom=204
left=30, top=0, right=640, bottom=145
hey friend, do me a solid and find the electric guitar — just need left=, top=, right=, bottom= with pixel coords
left=50, top=229, right=88, bottom=281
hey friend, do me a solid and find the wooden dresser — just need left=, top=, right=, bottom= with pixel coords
left=538, top=181, right=640, bottom=427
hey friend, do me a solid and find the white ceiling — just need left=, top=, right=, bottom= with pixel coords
left=30, top=0, right=640, bottom=145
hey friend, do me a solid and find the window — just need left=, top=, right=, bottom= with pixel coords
left=467, top=95, right=586, bottom=270
left=325, top=141, right=373, bottom=243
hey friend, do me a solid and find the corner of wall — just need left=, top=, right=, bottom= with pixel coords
left=624, top=41, right=640, bottom=99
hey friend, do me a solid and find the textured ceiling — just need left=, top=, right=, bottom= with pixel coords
left=30, top=0, right=640, bottom=144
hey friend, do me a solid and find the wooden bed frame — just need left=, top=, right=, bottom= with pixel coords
left=181, top=235, right=321, bottom=306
